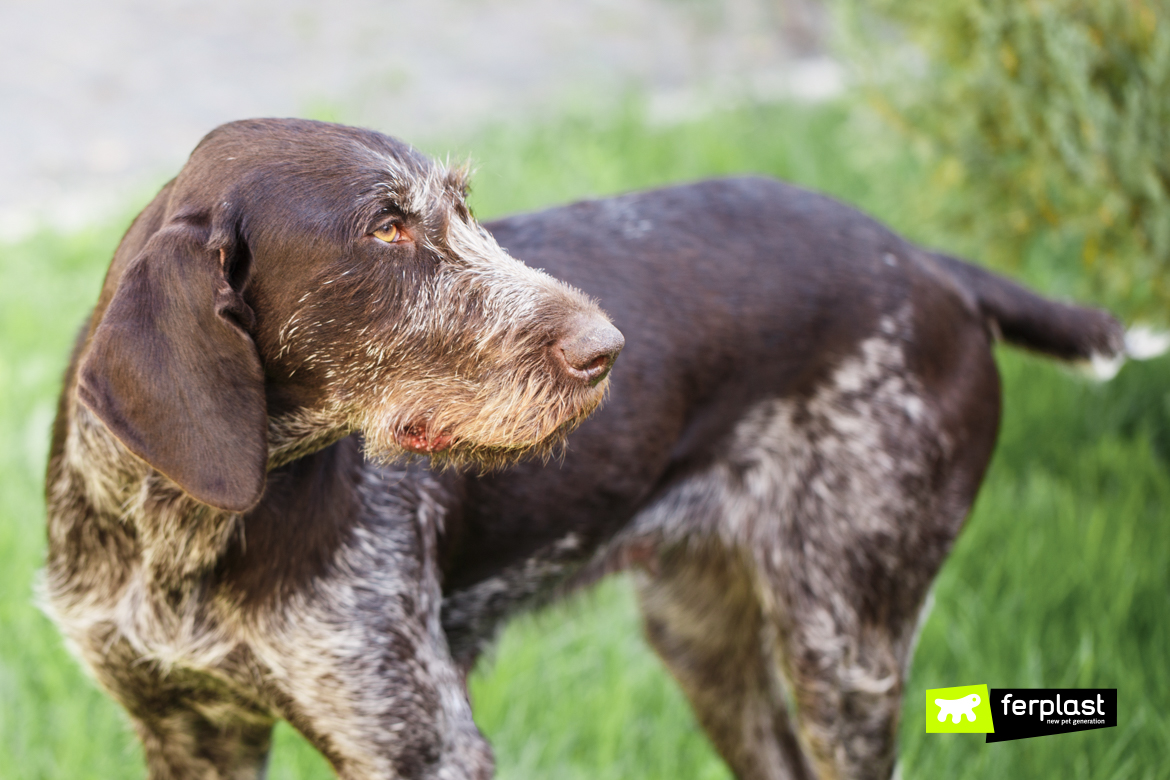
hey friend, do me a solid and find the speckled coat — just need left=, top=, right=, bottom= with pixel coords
left=45, top=119, right=1126, bottom=780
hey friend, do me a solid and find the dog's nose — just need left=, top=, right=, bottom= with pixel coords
left=555, top=314, right=624, bottom=384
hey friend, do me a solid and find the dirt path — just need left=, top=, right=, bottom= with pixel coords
left=1, top=0, right=837, bottom=239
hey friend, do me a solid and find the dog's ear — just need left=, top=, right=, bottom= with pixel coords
left=78, top=224, right=267, bottom=512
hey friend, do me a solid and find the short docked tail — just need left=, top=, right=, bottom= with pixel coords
left=933, top=253, right=1169, bottom=379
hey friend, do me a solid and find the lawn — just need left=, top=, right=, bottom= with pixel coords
left=1, top=99, right=1167, bottom=779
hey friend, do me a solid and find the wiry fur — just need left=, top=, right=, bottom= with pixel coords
left=620, top=317, right=962, bottom=778
left=46, top=120, right=1133, bottom=780
left=273, top=176, right=609, bottom=468
left=431, top=178, right=1125, bottom=780
left=44, top=118, right=622, bottom=780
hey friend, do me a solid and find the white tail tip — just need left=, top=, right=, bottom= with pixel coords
left=1082, top=325, right=1170, bottom=381
left=1125, top=325, right=1170, bottom=360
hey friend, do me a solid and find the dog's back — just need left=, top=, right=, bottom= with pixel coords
left=444, top=176, right=1122, bottom=589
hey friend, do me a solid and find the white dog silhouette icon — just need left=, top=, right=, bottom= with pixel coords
left=935, top=693, right=981, bottom=723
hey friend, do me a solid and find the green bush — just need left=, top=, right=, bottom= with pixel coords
left=840, top=0, right=1170, bottom=316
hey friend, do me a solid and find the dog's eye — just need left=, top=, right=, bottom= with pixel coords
left=372, top=224, right=403, bottom=243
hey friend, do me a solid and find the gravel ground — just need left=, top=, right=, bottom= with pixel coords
left=1, top=0, right=840, bottom=240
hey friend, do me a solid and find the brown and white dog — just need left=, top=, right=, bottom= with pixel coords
left=44, top=118, right=1141, bottom=779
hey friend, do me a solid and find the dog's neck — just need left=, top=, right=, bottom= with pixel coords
left=52, top=399, right=241, bottom=586
left=265, top=407, right=354, bottom=470
left=51, top=392, right=355, bottom=589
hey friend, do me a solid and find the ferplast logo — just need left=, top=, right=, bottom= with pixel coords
left=926, top=685, right=994, bottom=734
left=926, top=686, right=1117, bottom=742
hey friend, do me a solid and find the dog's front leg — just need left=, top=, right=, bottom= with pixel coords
left=250, top=481, right=492, bottom=780
left=62, top=622, right=276, bottom=780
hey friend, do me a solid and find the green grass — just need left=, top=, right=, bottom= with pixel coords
left=1, top=98, right=1167, bottom=779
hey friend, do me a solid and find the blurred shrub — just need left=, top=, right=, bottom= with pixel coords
left=839, top=0, right=1170, bottom=316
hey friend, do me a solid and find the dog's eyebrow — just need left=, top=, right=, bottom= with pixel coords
left=379, top=155, right=472, bottom=208
left=355, top=162, right=473, bottom=234
left=346, top=172, right=431, bottom=235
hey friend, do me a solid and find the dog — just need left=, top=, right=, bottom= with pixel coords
left=44, top=117, right=1134, bottom=780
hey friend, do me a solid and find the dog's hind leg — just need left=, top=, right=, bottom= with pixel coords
left=635, top=532, right=921, bottom=780
left=754, top=558, right=910, bottom=780
left=635, top=544, right=816, bottom=780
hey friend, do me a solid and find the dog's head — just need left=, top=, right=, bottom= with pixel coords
left=76, top=118, right=622, bottom=512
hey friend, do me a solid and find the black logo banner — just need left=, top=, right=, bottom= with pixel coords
left=986, top=689, right=1116, bottom=743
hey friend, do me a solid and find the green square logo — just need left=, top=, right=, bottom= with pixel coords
left=926, top=684, right=995, bottom=733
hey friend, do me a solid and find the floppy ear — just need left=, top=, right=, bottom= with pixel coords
left=78, top=225, right=267, bottom=512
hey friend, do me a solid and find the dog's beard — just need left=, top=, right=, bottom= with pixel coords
left=356, top=367, right=610, bottom=471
